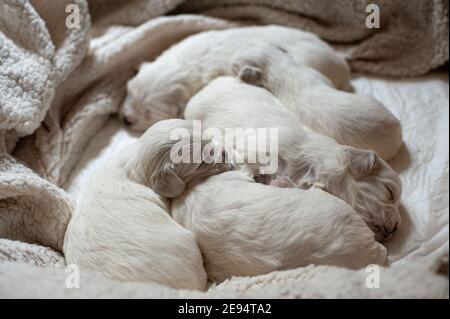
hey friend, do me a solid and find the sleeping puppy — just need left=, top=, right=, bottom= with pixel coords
left=171, top=167, right=387, bottom=282
left=184, top=77, right=402, bottom=242
left=120, top=25, right=351, bottom=131
left=230, top=44, right=402, bottom=160
left=63, top=119, right=229, bottom=290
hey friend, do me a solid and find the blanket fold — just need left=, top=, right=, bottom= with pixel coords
left=0, top=153, right=73, bottom=251
left=176, top=0, right=449, bottom=76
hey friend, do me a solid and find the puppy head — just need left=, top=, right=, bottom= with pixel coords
left=133, top=119, right=230, bottom=198
left=120, top=63, right=190, bottom=132
left=327, top=148, right=402, bottom=242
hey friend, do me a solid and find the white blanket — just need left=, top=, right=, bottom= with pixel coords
left=0, top=256, right=447, bottom=298
left=1, top=0, right=448, bottom=298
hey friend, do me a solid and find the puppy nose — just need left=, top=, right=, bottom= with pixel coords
left=382, top=223, right=398, bottom=240
left=123, top=116, right=135, bottom=126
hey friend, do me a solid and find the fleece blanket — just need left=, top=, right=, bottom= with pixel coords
left=0, top=251, right=448, bottom=298
left=0, top=0, right=449, bottom=298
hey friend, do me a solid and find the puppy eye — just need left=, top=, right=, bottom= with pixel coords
left=144, top=108, right=152, bottom=116
left=386, top=187, right=395, bottom=202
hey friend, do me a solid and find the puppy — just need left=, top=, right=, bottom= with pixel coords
left=63, top=119, right=229, bottom=290
left=172, top=167, right=387, bottom=282
left=184, top=77, right=402, bottom=242
left=121, top=25, right=351, bottom=131
left=230, top=45, right=402, bottom=160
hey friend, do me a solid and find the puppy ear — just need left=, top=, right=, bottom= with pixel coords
left=150, top=163, right=186, bottom=198
left=231, top=59, right=264, bottom=86
left=346, top=148, right=377, bottom=178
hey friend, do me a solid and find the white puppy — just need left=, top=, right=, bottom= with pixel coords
left=64, top=119, right=229, bottom=290
left=230, top=45, right=402, bottom=160
left=172, top=167, right=387, bottom=282
left=121, top=25, right=351, bottom=131
left=185, top=77, right=402, bottom=242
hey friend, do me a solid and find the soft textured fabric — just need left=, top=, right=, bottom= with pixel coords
left=0, top=256, right=447, bottom=298
left=0, top=239, right=65, bottom=268
left=0, top=0, right=448, bottom=298
left=0, top=154, right=73, bottom=251
left=176, top=0, right=449, bottom=76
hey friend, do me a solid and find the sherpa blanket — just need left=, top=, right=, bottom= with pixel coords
left=0, top=250, right=448, bottom=298
left=0, top=0, right=448, bottom=298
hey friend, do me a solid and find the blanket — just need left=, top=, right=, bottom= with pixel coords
left=0, top=244, right=448, bottom=298
left=175, top=0, right=449, bottom=77
left=0, top=0, right=448, bottom=298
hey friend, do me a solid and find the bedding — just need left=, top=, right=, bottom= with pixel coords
left=0, top=0, right=448, bottom=298
left=0, top=256, right=447, bottom=298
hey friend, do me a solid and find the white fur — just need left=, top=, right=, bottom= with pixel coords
left=185, top=77, right=402, bottom=242
left=172, top=167, right=387, bottom=282
left=230, top=45, right=403, bottom=160
left=121, top=25, right=350, bottom=131
left=63, top=119, right=229, bottom=290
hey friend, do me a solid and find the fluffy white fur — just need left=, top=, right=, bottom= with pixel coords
left=230, top=45, right=403, bottom=160
left=185, top=77, right=402, bottom=242
left=172, top=167, right=387, bottom=282
left=121, top=25, right=350, bottom=131
left=64, top=119, right=229, bottom=290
